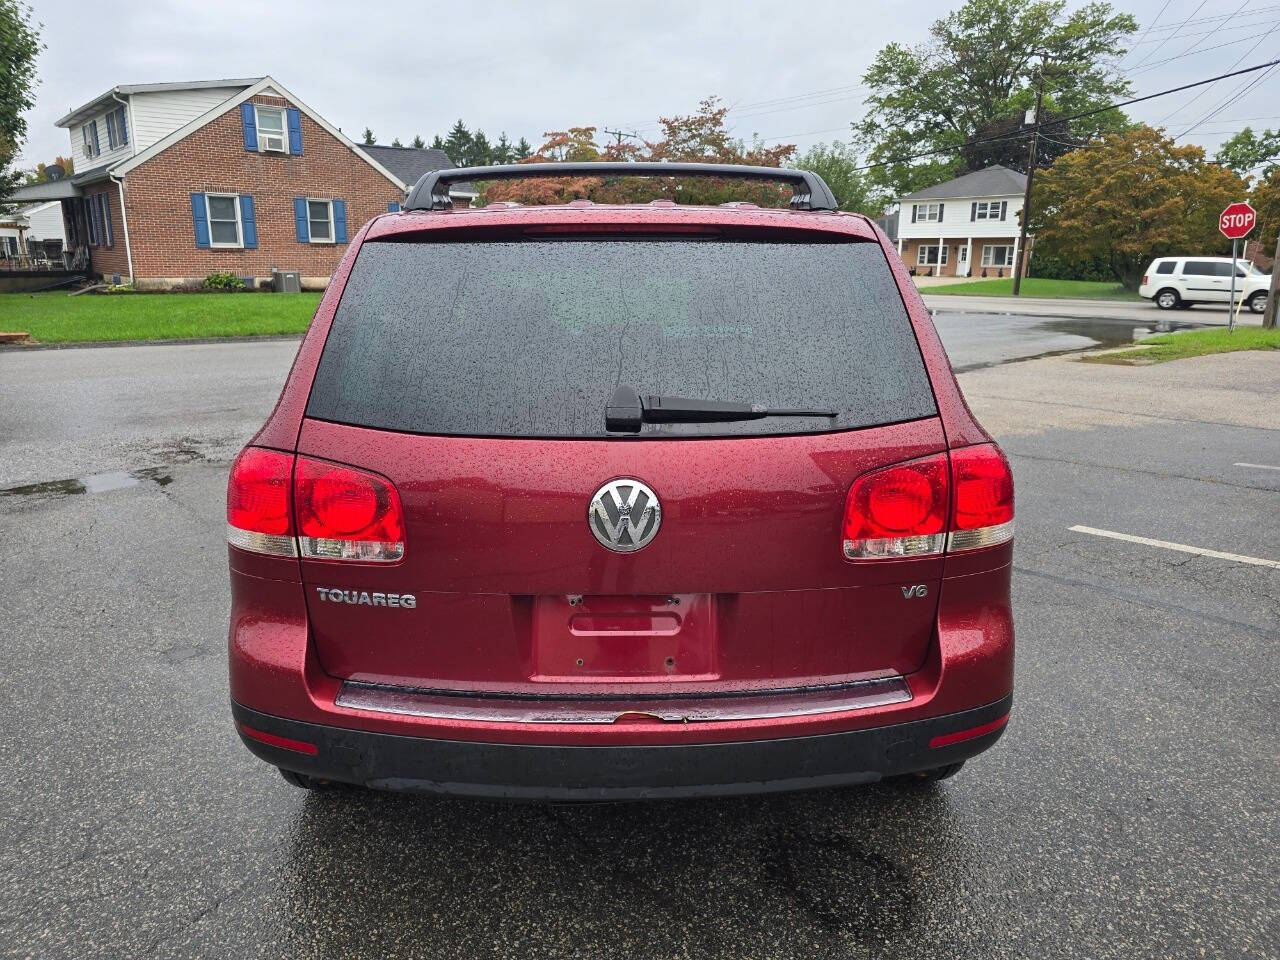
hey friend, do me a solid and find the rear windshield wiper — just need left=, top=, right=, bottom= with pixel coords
left=605, top=386, right=837, bottom=433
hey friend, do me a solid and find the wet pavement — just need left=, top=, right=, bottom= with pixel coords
left=1, top=331, right=1278, bottom=959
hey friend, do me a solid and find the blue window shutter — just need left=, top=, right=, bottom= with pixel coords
left=293, top=197, right=309, bottom=242
left=118, top=107, right=128, bottom=145
left=287, top=108, right=303, bottom=155
left=102, top=194, right=113, bottom=247
left=240, top=103, right=258, bottom=152
left=240, top=195, right=258, bottom=249
left=191, top=193, right=210, bottom=248
left=388, top=200, right=401, bottom=212
left=333, top=200, right=347, bottom=243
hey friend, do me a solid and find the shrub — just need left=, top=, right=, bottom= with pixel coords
left=203, top=271, right=246, bottom=292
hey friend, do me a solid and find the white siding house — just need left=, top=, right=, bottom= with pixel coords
left=0, top=201, right=68, bottom=260
left=894, top=165, right=1031, bottom=278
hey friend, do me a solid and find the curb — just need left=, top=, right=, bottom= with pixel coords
left=0, top=333, right=306, bottom=352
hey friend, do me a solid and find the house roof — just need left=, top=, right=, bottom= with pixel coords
left=56, top=78, right=263, bottom=128
left=900, top=164, right=1026, bottom=202
left=360, top=145, right=475, bottom=196
left=109, top=77, right=405, bottom=192
left=4, top=179, right=79, bottom=203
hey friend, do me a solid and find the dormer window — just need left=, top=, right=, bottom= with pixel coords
left=256, top=106, right=286, bottom=152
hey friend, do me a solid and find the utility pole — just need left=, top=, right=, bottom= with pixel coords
left=1012, top=60, right=1046, bottom=297
left=602, top=129, right=640, bottom=150
left=1266, top=231, right=1280, bottom=329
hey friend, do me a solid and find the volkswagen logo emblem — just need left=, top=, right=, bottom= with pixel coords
left=588, top=479, right=662, bottom=553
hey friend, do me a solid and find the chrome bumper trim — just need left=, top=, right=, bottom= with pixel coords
left=335, top=676, right=913, bottom=724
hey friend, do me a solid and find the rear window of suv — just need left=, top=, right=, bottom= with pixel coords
left=306, top=238, right=938, bottom=438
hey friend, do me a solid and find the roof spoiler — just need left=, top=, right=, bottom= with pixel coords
left=404, top=161, right=840, bottom=213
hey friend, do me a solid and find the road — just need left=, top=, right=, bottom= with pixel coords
left=1, top=320, right=1277, bottom=959
left=922, top=292, right=1267, bottom=325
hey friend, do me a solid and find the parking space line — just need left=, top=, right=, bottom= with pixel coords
left=1068, top=525, right=1280, bottom=570
left=1234, top=462, right=1280, bottom=471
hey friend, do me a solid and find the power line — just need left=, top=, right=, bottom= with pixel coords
left=853, top=57, right=1280, bottom=171
left=1126, top=0, right=1208, bottom=70
left=1118, top=0, right=1174, bottom=64
left=1158, top=16, right=1280, bottom=123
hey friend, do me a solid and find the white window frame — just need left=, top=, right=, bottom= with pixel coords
left=916, top=244, right=948, bottom=266
left=255, top=106, right=287, bottom=153
left=82, top=122, right=99, bottom=158
left=982, top=244, right=1014, bottom=268
left=973, top=201, right=1002, bottom=221
left=205, top=193, right=244, bottom=249
left=105, top=110, right=121, bottom=150
left=306, top=198, right=334, bottom=244
left=915, top=202, right=942, bottom=223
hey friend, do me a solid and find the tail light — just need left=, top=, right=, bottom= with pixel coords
left=946, top=443, right=1014, bottom=551
left=842, top=454, right=949, bottom=558
left=227, top=447, right=296, bottom=557
left=294, top=456, right=404, bottom=562
left=227, top=447, right=405, bottom=562
left=1142, top=275, right=1148, bottom=286
left=842, top=443, right=1013, bottom=560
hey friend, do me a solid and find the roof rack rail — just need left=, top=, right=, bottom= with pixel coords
left=404, top=162, right=840, bottom=213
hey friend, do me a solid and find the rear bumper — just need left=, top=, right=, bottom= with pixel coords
left=232, top=693, right=1011, bottom=800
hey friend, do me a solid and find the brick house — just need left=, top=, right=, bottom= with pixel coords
left=894, top=165, right=1032, bottom=279
left=6, top=77, right=470, bottom=289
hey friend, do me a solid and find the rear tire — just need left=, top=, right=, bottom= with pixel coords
left=277, top=767, right=334, bottom=790
left=1154, top=288, right=1180, bottom=310
left=1248, top=292, right=1268, bottom=314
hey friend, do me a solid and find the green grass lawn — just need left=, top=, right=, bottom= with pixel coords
left=1083, top=326, right=1280, bottom=364
left=0, top=291, right=322, bottom=344
left=923, top=278, right=1140, bottom=300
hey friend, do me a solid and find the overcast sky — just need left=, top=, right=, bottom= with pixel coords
left=18, top=0, right=1280, bottom=169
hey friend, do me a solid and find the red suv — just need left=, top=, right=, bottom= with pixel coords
left=227, top=162, right=1013, bottom=800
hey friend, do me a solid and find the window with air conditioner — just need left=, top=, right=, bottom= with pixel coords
left=256, top=107, right=286, bottom=152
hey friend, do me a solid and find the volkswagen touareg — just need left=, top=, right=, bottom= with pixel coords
left=227, top=162, right=1014, bottom=800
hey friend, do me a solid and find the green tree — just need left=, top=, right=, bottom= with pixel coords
left=1216, top=127, right=1280, bottom=179
left=444, top=120, right=472, bottom=165
left=431, top=134, right=445, bottom=150
left=792, top=141, right=877, bottom=214
left=856, top=0, right=1136, bottom=198
left=361, top=127, right=376, bottom=145
left=515, top=137, right=533, bottom=159
left=468, top=130, right=492, bottom=166
left=1030, top=126, right=1245, bottom=290
left=1250, top=170, right=1280, bottom=251
left=0, top=1, right=44, bottom=204
left=390, top=137, right=402, bottom=147
left=410, top=134, right=425, bottom=149
left=493, top=132, right=514, bottom=165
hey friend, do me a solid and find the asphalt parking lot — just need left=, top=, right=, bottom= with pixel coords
left=1, top=314, right=1277, bottom=959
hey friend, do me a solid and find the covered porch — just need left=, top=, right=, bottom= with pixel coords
left=895, top=235, right=1031, bottom=279
left=1, top=177, right=93, bottom=284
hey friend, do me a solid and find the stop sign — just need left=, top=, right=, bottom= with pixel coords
left=1219, top=201, right=1257, bottom=239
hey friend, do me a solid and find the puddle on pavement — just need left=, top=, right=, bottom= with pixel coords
left=0, top=467, right=173, bottom=499
left=1040, top=317, right=1209, bottom=347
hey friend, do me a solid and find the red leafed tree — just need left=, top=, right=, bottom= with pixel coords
left=480, top=98, right=796, bottom=207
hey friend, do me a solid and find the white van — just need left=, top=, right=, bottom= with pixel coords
left=1138, top=257, right=1271, bottom=312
